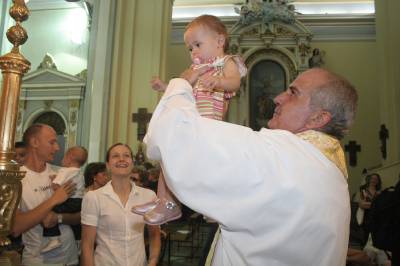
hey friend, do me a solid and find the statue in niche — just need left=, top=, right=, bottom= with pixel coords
left=37, top=53, right=57, bottom=70
left=309, top=48, right=325, bottom=68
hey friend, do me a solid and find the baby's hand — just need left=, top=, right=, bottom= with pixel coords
left=150, top=77, right=167, bottom=92
left=199, top=72, right=219, bottom=91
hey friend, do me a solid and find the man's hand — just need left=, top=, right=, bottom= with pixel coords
left=180, top=65, right=211, bottom=86
left=51, top=179, right=76, bottom=205
left=199, top=71, right=220, bottom=91
left=42, top=211, right=58, bottom=228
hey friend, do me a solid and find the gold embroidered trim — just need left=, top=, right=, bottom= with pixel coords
left=297, top=130, right=348, bottom=178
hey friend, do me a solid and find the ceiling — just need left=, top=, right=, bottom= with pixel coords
left=174, top=0, right=374, bottom=6
left=24, top=0, right=375, bottom=16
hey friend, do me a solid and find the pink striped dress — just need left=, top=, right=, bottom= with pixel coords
left=193, top=55, right=247, bottom=121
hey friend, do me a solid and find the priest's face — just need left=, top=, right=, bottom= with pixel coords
left=268, top=69, right=323, bottom=133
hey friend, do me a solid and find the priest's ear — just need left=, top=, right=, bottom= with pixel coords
left=307, top=110, right=332, bottom=130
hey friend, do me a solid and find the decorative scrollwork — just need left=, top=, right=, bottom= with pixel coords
left=233, top=0, right=296, bottom=28
left=9, top=1, right=29, bottom=22
left=246, top=48, right=297, bottom=82
left=6, top=24, right=28, bottom=48
left=0, top=171, right=24, bottom=246
left=0, top=54, right=30, bottom=74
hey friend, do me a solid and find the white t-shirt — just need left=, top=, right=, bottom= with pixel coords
left=19, top=164, right=78, bottom=265
left=144, top=78, right=350, bottom=266
left=53, top=166, right=85, bottom=198
left=81, top=181, right=157, bottom=266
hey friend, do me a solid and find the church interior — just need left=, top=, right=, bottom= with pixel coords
left=0, top=0, right=399, bottom=265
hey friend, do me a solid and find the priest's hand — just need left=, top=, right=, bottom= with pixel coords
left=180, top=65, right=211, bottom=86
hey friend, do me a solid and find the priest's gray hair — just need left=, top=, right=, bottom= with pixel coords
left=309, top=69, right=358, bottom=139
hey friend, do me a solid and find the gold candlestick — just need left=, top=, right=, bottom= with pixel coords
left=0, top=0, right=31, bottom=247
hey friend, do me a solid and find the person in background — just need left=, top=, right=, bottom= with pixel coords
left=131, top=166, right=147, bottom=187
left=81, top=143, right=161, bottom=266
left=83, top=162, right=108, bottom=192
left=356, top=173, right=382, bottom=244
left=12, top=124, right=79, bottom=265
left=14, top=141, right=26, bottom=165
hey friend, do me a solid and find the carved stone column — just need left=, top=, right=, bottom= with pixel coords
left=0, top=0, right=31, bottom=252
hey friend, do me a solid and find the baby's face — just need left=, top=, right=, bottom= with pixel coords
left=184, top=25, right=224, bottom=64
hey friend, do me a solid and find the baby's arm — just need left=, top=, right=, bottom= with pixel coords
left=151, top=77, right=167, bottom=92
left=201, top=59, right=241, bottom=92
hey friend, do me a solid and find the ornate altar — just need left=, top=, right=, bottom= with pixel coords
left=227, top=0, right=313, bottom=130
left=17, top=54, right=86, bottom=164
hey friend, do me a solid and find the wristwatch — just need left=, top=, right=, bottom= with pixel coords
left=57, top=214, right=63, bottom=224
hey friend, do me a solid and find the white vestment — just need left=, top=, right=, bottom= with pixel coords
left=144, top=78, right=350, bottom=266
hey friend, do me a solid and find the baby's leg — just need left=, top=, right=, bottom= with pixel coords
left=144, top=171, right=182, bottom=225
left=157, top=171, right=176, bottom=203
left=131, top=172, right=181, bottom=224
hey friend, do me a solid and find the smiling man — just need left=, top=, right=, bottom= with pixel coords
left=12, top=124, right=79, bottom=265
left=144, top=68, right=358, bottom=266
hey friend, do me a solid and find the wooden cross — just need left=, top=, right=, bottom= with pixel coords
left=132, top=108, right=152, bottom=141
left=379, top=124, right=389, bottom=160
left=345, top=140, right=361, bottom=167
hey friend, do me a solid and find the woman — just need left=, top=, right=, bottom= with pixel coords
left=357, top=173, right=382, bottom=245
left=81, top=143, right=161, bottom=266
left=84, top=162, right=109, bottom=192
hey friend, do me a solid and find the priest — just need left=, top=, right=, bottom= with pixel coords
left=144, top=68, right=358, bottom=266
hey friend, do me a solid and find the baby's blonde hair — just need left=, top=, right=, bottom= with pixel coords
left=185, top=15, right=229, bottom=53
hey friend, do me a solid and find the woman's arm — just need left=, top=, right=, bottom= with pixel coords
left=358, top=189, right=372, bottom=209
left=81, top=224, right=97, bottom=266
left=147, top=224, right=161, bottom=266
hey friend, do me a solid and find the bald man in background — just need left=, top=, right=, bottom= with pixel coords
left=12, top=124, right=78, bottom=265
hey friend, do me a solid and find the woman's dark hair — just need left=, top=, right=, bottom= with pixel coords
left=84, top=162, right=106, bottom=188
left=361, top=173, right=382, bottom=191
left=105, top=143, right=133, bottom=162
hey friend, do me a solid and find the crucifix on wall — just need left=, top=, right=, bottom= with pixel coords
left=379, top=124, right=389, bottom=160
left=345, top=140, right=361, bottom=167
left=132, top=108, right=152, bottom=141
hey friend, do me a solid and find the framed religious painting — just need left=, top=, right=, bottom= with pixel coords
left=249, top=60, right=286, bottom=131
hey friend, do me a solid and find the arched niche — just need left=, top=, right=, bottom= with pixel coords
left=244, top=48, right=296, bottom=130
left=18, top=54, right=86, bottom=158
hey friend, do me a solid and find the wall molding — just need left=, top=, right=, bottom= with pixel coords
left=172, top=14, right=376, bottom=44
